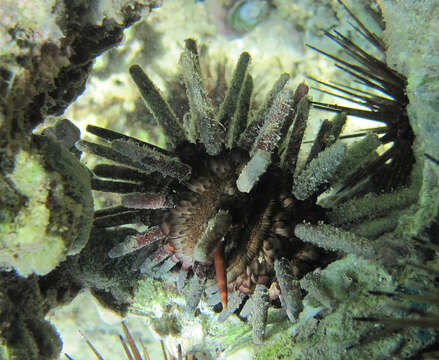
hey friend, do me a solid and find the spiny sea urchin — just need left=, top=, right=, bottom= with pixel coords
left=307, top=0, right=414, bottom=194
left=75, top=2, right=417, bottom=345
left=77, top=40, right=332, bottom=344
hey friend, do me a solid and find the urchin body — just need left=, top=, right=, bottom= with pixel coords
left=77, top=37, right=335, bottom=334
left=78, top=8, right=415, bottom=341
left=161, top=143, right=325, bottom=299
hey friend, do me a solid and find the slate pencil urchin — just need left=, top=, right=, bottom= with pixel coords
left=76, top=14, right=416, bottom=343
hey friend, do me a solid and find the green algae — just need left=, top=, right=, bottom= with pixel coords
left=1, top=149, right=67, bottom=276
left=134, top=276, right=180, bottom=309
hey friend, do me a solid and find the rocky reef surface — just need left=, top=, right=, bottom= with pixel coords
left=0, top=0, right=158, bottom=358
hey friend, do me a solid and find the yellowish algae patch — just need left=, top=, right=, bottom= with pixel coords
left=0, top=134, right=93, bottom=277
left=0, top=149, right=67, bottom=276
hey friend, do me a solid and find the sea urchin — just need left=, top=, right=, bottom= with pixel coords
left=76, top=20, right=415, bottom=343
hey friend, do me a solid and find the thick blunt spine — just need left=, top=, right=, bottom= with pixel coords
left=292, top=141, right=347, bottom=200
left=75, top=140, right=147, bottom=172
left=179, top=42, right=223, bottom=155
left=93, top=210, right=152, bottom=228
left=294, top=223, right=377, bottom=258
left=91, top=178, right=144, bottom=193
left=129, top=64, right=186, bottom=147
left=86, top=124, right=172, bottom=155
left=280, top=95, right=310, bottom=173
left=305, top=112, right=347, bottom=165
left=185, top=270, right=207, bottom=315
left=111, top=139, right=192, bottom=181
left=108, top=225, right=166, bottom=258
left=251, top=88, right=292, bottom=156
left=236, top=149, right=271, bottom=193
left=274, top=258, right=303, bottom=323
left=238, top=73, right=290, bottom=150
left=122, top=192, right=175, bottom=209
left=250, top=284, right=269, bottom=344
left=193, top=210, right=231, bottom=263
left=218, top=292, right=246, bottom=323
left=217, top=52, right=251, bottom=131
left=226, top=74, right=253, bottom=149
left=92, top=164, right=146, bottom=182
left=328, top=186, right=418, bottom=226
left=236, top=87, right=293, bottom=193
left=334, top=133, right=381, bottom=183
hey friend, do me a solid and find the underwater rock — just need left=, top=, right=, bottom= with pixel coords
left=0, top=134, right=93, bottom=276
left=378, top=0, right=439, bottom=233
left=0, top=2, right=159, bottom=356
left=68, top=226, right=143, bottom=314
left=256, top=254, right=437, bottom=360
left=0, top=0, right=160, bottom=138
left=0, top=0, right=161, bottom=276
left=379, top=0, right=439, bottom=167
left=0, top=273, right=63, bottom=360
left=41, top=119, right=82, bottom=158
left=0, top=0, right=162, bottom=276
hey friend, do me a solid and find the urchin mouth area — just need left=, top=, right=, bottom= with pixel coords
left=162, top=143, right=330, bottom=303
left=162, top=145, right=249, bottom=270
